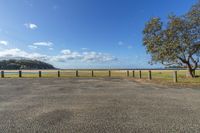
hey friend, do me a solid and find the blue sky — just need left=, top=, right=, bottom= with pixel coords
left=0, top=0, right=197, bottom=68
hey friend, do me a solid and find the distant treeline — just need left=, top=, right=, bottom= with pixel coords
left=0, top=59, right=55, bottom=70
left=165, top=66, right=200, bottom=69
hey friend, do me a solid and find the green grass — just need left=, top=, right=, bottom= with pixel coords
left=134, top=70, right=200, bottom=84
left=1, top=70, right=199, bottom=85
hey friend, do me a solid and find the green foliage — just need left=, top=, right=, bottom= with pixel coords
left=143, top=1, right=200, bottom=77
left=0, top=59, right=55, bottom=70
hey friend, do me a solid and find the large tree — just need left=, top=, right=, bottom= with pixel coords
left=143, top=1, right=200, bottom=78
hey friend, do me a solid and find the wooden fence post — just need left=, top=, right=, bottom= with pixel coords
left=1, top=71, right=4, bottom=78
left=58, top=71, right=60, bottom=77
left=76, top=70, right=79, bottom=77
left=173, top=71, right=177, bottom=83
left=91, top=70, right=94, bottom=77
left=109, top=70, right=111, bottom=77
left=139, top=70, right=142, bottom=79
left=132, top=70, right=135, bottom=77
left=39, top=71, right=42, bottom=78
left=148, top=70, right=152, bottom=80
left=127, top=70, right=129, bottom=77
left=19, top=71, right=22, bottom=78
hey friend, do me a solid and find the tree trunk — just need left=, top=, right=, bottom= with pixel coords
left=187, top=64, right=195, bottom=78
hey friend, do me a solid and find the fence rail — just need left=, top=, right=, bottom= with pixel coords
left=0, top=69, right=200, bottom=83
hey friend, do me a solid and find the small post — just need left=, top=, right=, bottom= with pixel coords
left=139, top=70, right=142, bottom=79
left=173, top=71, right=178, bottom=83
left=127, top=70, right=129, bottom=77
left=1, top=71, right=4, bottom=78
left=58, top=71, right=60, bottom=77
left=109, top=70, right=111, bottom=77
left=91, top=70, right=94, bottom=77
left=39, top=71, right=42, bottom=78
left=19, top=71, right=22, bottom=78
left=132, top=70, right=135, bottom=77
left=76, top=70, right=79, bottom=77
left=148, top=70, right=152, bottom=80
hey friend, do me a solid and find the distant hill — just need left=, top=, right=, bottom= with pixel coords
left=0, top=59, right=55, bottom=70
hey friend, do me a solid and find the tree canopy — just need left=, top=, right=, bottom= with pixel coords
left=143, top=1, right=200, bottom=77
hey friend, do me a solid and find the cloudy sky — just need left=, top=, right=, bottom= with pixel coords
left=0, top=0, right=197, bottom=68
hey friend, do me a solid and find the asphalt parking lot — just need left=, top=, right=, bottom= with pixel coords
left=0, top=78, right=200, bottom=133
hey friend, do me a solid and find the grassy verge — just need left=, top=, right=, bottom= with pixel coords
left=130, top=70, right=200, bottom=87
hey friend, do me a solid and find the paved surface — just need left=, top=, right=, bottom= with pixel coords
left=0, top=78, right=200, bottom=133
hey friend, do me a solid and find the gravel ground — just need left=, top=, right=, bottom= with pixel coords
left=0, top=78, right=200, bottom=133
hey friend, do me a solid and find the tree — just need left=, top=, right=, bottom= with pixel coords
left=143, top=1, right=200, bottom=78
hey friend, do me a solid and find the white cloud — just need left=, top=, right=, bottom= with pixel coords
left=24, top=23, right=38, bottom=30
left=49, top=47, right=54, bottom=50
left=0, top=48, right=49, bottom=61
left=61, top=49, right=72, bottom=55
left=82, top=51, right=117, bottom=62
left=52, top=49, right=82, bottom=61
left=54, top=50, right=117, bottom=62
left=28, top=45, right=38, bottom=49
left=0, top=48, right=117, bottom=64
left=33, top=41, right=53, bottom=47
left=81, top=48, right=89, bottom=51
left=0, top=40, right=8, bottom=46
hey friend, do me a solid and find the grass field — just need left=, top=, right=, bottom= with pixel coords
left=135, top=70, right=200, bottom=85
left=0, top=69, right=200, bottom=84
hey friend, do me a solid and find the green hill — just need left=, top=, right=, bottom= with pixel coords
left=0, top=59, right=55, bottom=70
